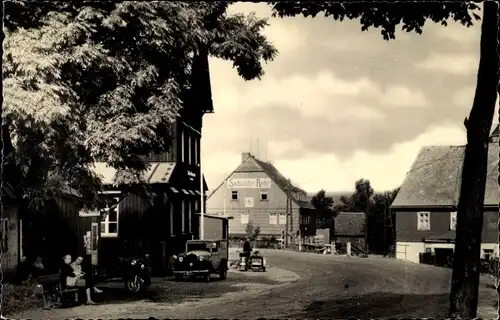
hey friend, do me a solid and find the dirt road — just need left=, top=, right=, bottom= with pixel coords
left=10, top=249, right=497, bottom=319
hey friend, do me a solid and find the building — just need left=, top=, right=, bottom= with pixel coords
left=206, top=152, right=316, bottom=244
left=391, top=126, right=499, bottom=264
left=332, top=212, right=366, bottom=254
left=92, top=50, right=213, bottom=276
left=1, top=183, right=19, bottom=279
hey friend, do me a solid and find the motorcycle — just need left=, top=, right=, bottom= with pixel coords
left=120, top=254, right=152, bottom=293
left=237, top=251, right=250, bottom=271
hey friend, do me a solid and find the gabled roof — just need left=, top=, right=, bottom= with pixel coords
left=334, top=212, right=365, bottom=236
left=208, top=153, right=314, bottom=209
left=92, top=162, right=209, bottom=190
left=391, top=143, right=499, bottom=208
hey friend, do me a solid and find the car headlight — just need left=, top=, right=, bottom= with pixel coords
left=140, top=264, right=145, bottom=269
left=198, top=256, right=204, bottom=261
left=131, top=260, right=137, bottom=266
left=178, top=256, right=184, bottom=263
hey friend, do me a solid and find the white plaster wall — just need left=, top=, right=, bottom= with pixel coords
left=396, top=241, right=499, bottom=264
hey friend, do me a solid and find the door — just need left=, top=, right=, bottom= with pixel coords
left=210, top=241, right=221, bottom=270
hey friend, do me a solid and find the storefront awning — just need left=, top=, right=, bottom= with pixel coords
left=170, top=187, right=179, bottom=193
left=181, top=189, right=190, bottom=195
left=195, top=190, right=201, bottom=195
left=189, top=190, right=196, bottom=195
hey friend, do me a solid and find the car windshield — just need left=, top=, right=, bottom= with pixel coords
left=187, top=243, right=210, bottom=252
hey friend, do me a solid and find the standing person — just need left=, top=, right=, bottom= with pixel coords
left=241, top=238, right=252, bottom=259
left=71, top=256, right=103, bottom=294
left=61, top=254, right=96, bottom=304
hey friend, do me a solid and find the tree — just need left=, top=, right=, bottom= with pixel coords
left=245, top=222, right=261, bottom=242
left=271, top=1, right=498, bottom=318
left=311, top=189, right=335, bottom=228
left=3, top=1, right=277, bottom=261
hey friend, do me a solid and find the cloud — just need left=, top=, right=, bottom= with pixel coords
left=202, top=4, right=482, bottom=194
left=414, top=53, right=479, bottom=75
left=432, top=23, right=480, bottom=43
left=379, top=85, right=429, bottom=108
left=267, top=125, right=467, bottom=193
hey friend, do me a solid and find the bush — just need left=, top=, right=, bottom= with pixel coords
left=1, top=280, right=44, bottom=316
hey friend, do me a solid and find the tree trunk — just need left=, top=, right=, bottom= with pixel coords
left=448, top=2, right=499, bottom=318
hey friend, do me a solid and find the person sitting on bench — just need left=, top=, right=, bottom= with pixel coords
left=61, top=254, right=96, bottom=305
left=71, top=256, right=103, bottom=294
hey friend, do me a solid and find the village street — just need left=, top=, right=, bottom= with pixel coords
left=11, top=249, right=497, bottom=319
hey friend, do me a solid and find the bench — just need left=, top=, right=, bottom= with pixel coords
left=37, top=274, right=79, bottom=309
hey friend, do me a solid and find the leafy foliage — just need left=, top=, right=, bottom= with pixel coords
left=3, top=1, right=277, bottom=205
left=271, top=1, right=480, bottom=40
left=311, top=189, right=335, bottom=228
left=245, top=222, right=261, bottom=241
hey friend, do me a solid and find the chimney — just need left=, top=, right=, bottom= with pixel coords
left=242, top=152, right=252, bottom=163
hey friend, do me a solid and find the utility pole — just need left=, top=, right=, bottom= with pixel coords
left=383, top=191, right=388, bottom=256
left=364, top=198, right=369, bottom=254
left=285, top=183, right=289, bottom=249
left=288, top=179, right=293, bottom=248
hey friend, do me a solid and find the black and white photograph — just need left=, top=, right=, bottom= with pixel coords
left=1, top=1, right=498, bottom=319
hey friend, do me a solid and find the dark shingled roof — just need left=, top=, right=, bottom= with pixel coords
left=391, top=143, right=499, bottom=208
left=334, top=212, right=365, bottom=237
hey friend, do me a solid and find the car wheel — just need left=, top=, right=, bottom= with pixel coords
left=262, top=266, right=266, bottom=272
left=220, top=269, right=227, bottom=280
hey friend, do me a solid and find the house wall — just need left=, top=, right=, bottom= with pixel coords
left=1, top=203, right=19, bottom=275
left=98, top=188, right=200, bottom=275
left=395, top=209, right=497, bottom=243
left=395, top=209, right=498, bottom=263
left=207, top=169, right=301, bottom=237
left=396, top=242, right=499, bottom=264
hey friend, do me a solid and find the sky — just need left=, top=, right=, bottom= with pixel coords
left=201, top=2, right=499, bottom=193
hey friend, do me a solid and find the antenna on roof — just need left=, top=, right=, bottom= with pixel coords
left=256, top=136, right=260, bottom=159
left=263, top=138, right=267, bottom=162
left=249, top=133, right=252, bottom=154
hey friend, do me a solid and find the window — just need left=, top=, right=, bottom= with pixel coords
left=0, top=219, right=8, bottom=253
left=211, top=242, right=219, bottom=253
left=194, top=138, right=198, bottom=166
left=260, top=192, right=268, bottom=201
left=269, top=213, right=277, bottom=225
left=278, top=213, right=287, bottom=225
left=231, top=191, right=238, bottom=200
left=181, top=130, right=185, bottom=163
left=169, top=202, right=174, bottom=236
left=181, top=200, right=185, bottom=233
left=450, top=211, right=457, bottom=230
left=187, top=133, right=191, bottom=165
left=20, top=219, right=25, bottom=260
left=101, top=197, right=119, bottom=237
left=240, top=212, right=249, bottom=224
left=417, top=212, right=430, bottom=231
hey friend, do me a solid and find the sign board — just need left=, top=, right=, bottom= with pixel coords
left=244, top=197, right=254, bottom=208
left=79, top=209, right=100, bottom=217
left=227, top=178, right=271, bottom=189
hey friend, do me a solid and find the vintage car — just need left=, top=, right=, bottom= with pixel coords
left=173, top=239, right=229, bottom=282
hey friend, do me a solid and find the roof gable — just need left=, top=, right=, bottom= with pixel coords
left=334, top=212, right=365, bottom=236
left=391, top=143, right=499, bottom=208
left=208, top=154, right=313, bottom=209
